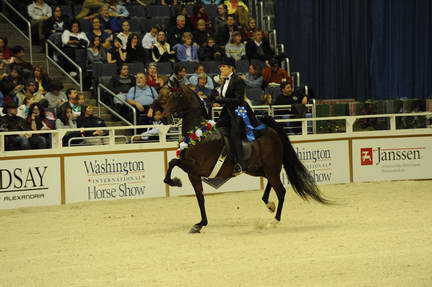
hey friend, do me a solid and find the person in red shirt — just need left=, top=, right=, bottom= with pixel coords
left=190, top=3, right=210, bottom=30
left=262, top=58, right=291, bottom=88
left=0, top=37, right=13, bottom=60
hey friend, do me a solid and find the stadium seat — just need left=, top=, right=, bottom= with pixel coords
left=250, top=59, right=265, bottom=72
left=156, top=62, right=173, bottom=75
left=235, top=59, right=249, bottom=74
left=147, top=5, right=172, bottom=17
left=128, top=5, right=147, bottom=17
left=129, top=17, right=144, bottom=32
left=99, top=76, right=112, bottom=87
left=246, top=88, right=264, bottom=106
left=128, top=62, right=146, bottom=75
left=182, top=61, right=199, bottom=74
left=78, top=18, right=91, bottom=33
left=60, top=5, right=74, bottom=18
left=150, top=16, right=171, bottom=31
left=202, top=61, right=219, bottom=75
left=204, top=4, right=218, bottom=18
left=93, top=63, right=118, bottom=79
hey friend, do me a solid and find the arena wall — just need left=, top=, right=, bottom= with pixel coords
left=1, top=129, right=431, bottom=210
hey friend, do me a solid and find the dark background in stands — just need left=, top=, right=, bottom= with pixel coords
left=275, top=0, right=432, bottom=100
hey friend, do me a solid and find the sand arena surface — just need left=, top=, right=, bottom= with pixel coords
left=1, top=181, right=432, bottom=287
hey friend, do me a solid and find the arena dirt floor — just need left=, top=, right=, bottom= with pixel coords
left=1, top=180, right=432, bottom=287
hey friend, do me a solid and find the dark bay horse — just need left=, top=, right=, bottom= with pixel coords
left=163, top=84, right=329, bottom=233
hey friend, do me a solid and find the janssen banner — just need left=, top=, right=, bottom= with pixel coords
left=64, top=152, right=166, bottom=203
left=0, top=158, right=61, bottom=209
left=352, top=136, right=432, bottom=182
left=281, top=140, right=351, bottom=186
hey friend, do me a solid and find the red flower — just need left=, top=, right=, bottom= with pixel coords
left=207, top=123, right=213, bottom=130
left=189, top=133, right=199, bottom=141
left=176, top=149, right=182, bottom=158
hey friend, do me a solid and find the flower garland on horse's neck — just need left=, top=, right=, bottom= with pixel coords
left=176, top=120, right=217, bottom=158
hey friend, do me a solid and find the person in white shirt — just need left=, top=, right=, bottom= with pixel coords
left=142, top=26, right=158, bottom=62
left=27, top=0, right=52, bottom=45
left=61, top=21, right=89, bottom=76
left=116, top=20, right=131, bottom=49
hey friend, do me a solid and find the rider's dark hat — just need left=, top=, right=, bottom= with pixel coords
left=219, top=57, right=236, bottom=67
left=3, top=102, right=18, bottom=110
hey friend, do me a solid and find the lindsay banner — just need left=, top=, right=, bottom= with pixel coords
left=0, top=158, right=61, bottom=209
left=64, top=152, right=166, bottom=203
left=281, top=140, right=350, bottom=186
left=352, top=136, right=432, bottom=182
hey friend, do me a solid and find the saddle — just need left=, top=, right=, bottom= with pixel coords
left=218, top=127, right=265, bottom=163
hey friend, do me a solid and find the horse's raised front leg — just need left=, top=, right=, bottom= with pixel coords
left=163, top=159, right=183, bottom=187
left=188, top=174, right=208, bottom=233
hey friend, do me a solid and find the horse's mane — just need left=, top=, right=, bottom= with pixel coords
left=179, top=85, right=210, bottom=120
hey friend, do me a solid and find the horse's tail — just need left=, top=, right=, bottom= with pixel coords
left=260, top=116, right=331, bottom=204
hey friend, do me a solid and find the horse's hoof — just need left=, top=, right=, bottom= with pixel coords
left=266, top=202, right=276, bottom=213
left=266, top=219, right=280, bottom=228
left=189, top=224, right=202, bottom=233
left=172, top=177, right=182, bottom=187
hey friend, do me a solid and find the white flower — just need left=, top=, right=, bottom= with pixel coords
left=179, top=142, right=188, bottom=150
left=208, top=120, right=216, bottom=127
left=195, top=129, right=203, bottom=137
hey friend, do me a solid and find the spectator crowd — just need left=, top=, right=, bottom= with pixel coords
left=1, top=0, right=304, bottom=151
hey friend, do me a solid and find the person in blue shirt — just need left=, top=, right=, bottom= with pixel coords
left=188, top=64, right=214, bottom=90
left=201, top=0, right=223, bottom=4
left=126, top=73, right=158, bottom=125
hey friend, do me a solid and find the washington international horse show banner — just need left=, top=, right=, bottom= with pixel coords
left=0, top=158, right=61, bottom=210
left=352, top=136, right=432, bottom=182
left=64, top=152, right=166, bottom=203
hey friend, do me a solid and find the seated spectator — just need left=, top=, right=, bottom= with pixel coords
left=246, top=29, right=274, bottom=62
left=43, top=6, right=70, bottom=61
left=77, top=104, right=107, bottom=145
left=0, top=37, right=13, bottom=60
left=140, top=109, right=164, bottom=141
left=107, top=0, right=130, bottom=18
left=142, top=26, right=159, bottom=62
left=241, top=18, right=257, bottom=41
left=86, top=17, right=110, bottom=43
left=58, top=88, right=80, bottom=120
left=189, top=64, right=214, bottom=90
left=126, top=73, right=158, bottom=125
left=171, top=6, right=193, bottom=31
left=8, top=46, right=34, bottom=79
left=275, top=81, right=307, bottom=105
left=239, top=64, right=263, bottom=88
left=225, top=31, right=245, bottom=61
left=198, top=37, right=224, bottom=61
left=190, top=3, right=210, bottom=30
left=262, top=58, right=290, bottom=88
left=55, top=106, right=81, bottom=146
left=152, top=31, right=176, bottom=63
left=0, top=102, right=32, bottom=150
left=116, top=20, right=131, bottom=50
left=38, top=98, right=56, bottom=123
left=87, top=36, right=107, bottom=65
left=224, top=0, right=249, bottom=14
left=16, top=80, right=44, bottom=105
left=167, top=15, right=190, bottom=47
left=61, top=21, right=89, bottom=76
left=126, top=33, right=146, bottom=63
left=44, top=80, right=67, bottom=108
left=193, top=19, right=212, bottom=47
left=76, top=0, right=105, bottom=20
left=26, top=102, right=52, bottom=149
left=108, top=63, right=135, bottom=114
left=0, top=68, right=24, bottom=99
left=215, top=14, right=238, bottom=47
left=173, top=32, right=199, bottom=62
left=262, top=93, right=273, bottom=106
left=78, top=94, right=86, bottom=106
left=32, top=65, right=51, bottom=96
left=147, top=63, right=166, bottom=90
left=98, top=5, right=121, bottom=35
left=169, top=64, right=190, bottom=86
left=27, top=0, right=52, bottom=45
left=213, top=4, right=227, bottom=39
left=235, top=6, right=249, bottom=28
left=195, top=73, right=212, bottom=112
left=107, top=37, right=126, bottom=64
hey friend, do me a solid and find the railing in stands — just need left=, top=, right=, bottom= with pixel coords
left=97, top=83, right=137, bottom=127
left=45, top=40, right=83, bottom=92
left=1, top=112, right=431, bottom=155
left=0, top=0, right=33, bottom=63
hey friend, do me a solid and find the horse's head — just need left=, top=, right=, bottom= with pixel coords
left=162, top=78, right=192, bottom=119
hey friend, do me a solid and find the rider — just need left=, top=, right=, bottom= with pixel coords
left=215, top=57, right=259, bottom=174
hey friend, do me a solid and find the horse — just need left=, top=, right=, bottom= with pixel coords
left=162, top=83, right=330, bottom=233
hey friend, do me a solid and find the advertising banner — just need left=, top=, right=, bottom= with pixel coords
left=167, top=151, right=261, bottom=196
left=0, top=158, right=61, bottom=209
left=64, top=151, right=166, bottom=203
left=352, top=136, right=432, bottom=182
left=281, top=140, right=351, bottom=186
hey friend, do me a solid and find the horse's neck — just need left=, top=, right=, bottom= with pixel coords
left=182, top=110, right=205, bottom=136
